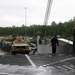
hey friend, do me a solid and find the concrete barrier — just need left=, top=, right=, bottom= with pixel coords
left=38, top=44, right=52, bottom=54
left=57, top=38, right=73, bottom=54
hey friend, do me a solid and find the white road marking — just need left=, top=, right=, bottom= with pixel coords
left=54, top=65, right=75, bottom=71
left=54, top=66, right=67, bottom=71
left=49, top=57, right=75, bottom=65
left=43, top=57, right=75, bottom=67
left=25, top=54, right=36, bottom=68
left=69, top=64, right=75, bottom=69
left=62, top=65, right=74, bottom=71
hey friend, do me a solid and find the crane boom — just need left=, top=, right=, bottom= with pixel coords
left=43, top=0, right=53, bottom=25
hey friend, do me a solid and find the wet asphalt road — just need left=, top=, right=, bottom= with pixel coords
left=0, top=52, right=75, bottom=75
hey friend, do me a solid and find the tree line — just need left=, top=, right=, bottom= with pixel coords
left=0, top=17, right=75, bottom=41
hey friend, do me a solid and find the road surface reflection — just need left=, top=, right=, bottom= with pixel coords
left=0, top=64, right=47, bottom=75
left=1, top=64, right=72, bottom=75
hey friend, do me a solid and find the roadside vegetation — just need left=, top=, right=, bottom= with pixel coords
left=0, top=17, right=75, bottom=41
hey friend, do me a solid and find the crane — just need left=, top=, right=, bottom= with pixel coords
left=43, top=0, right=53, bottom=25
left=43, top=0, right=53, bottom=36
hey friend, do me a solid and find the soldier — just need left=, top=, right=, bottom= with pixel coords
left=51, top=35, right=59, bottom=54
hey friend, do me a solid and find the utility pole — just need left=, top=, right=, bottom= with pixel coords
left=25, top=7, right=27, bottom=37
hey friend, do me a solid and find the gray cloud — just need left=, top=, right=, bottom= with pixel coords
left=0, top=0, right=75, bottom=27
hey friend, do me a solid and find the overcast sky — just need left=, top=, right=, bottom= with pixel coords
left=0, top=0, right=75, bottom=27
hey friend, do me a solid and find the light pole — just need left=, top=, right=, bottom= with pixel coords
left=25, top=7, right=27, bottom=36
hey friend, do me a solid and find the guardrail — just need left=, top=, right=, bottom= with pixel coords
left=57, top=38, right=73, bottom=54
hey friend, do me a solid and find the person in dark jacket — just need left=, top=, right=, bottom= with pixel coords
left=73, top=27, right=75, bottom=54
left=51, top=35, right=59, bottom=54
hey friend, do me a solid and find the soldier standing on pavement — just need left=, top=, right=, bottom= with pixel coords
left=51, top=35, right=59, bottom=54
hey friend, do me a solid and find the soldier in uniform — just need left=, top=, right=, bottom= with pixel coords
left=51, top=35, right=59, bottom=54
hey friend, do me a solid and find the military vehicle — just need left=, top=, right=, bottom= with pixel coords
left=11, top=35, right=31, bottom=54
left=11, top=39, right=30, bottom=54
left=4, top=35, right=13, bottom=42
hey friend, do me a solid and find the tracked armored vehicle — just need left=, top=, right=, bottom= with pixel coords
left=11, top=36, right=30, bottom=54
